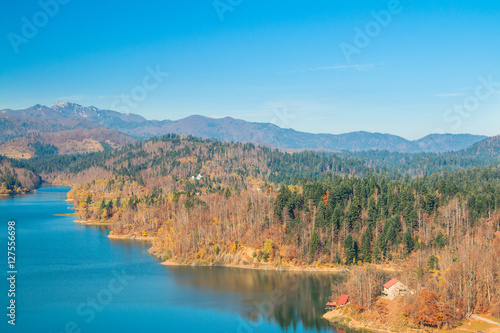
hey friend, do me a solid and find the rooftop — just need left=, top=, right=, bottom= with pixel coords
left=384, top=278, right=400, bottom=289
left=338, top=294, right=349, bottom=305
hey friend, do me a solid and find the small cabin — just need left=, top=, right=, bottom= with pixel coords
left=326, top=301, right=338, bottom=310
left=383, top=278, right=407, bottom=300
left=326, top=294, right=349, bottom=310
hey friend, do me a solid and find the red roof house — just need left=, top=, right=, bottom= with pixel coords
left=326, top=294, right=349, bottom=309
left=338, top=294, right=349, bottom=305
left=384, top=278, right=399, bottom=289
left=383, top=278, right=407, bottom=300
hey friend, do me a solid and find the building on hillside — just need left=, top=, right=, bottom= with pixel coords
left=326, top=294, right=349, bottom=310
left=338, top=294, right=349, bottom=306
left=383, top=278, right=407, bottom=300
left=325, top=301, right=337, bottom=310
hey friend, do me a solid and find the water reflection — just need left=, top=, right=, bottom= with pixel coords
left=167, top=266, right=352, bottom=331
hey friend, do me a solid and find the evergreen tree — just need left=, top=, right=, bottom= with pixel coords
left=402, top=229, right=413, bottom=256
left=344, top=234, right=357, bottom=264
left=309, top=230, right=320, bottom=259
left=361, top=227, right=373, bottom=262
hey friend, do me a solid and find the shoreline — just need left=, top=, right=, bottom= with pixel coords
left=160, top=259, right=349, bottom=273
left=62, top=184, right=351, bottom=274
left=151, top=242, right=348, bottom=273
left=108, top=230, right=349, bottom=273
left=74, top=219, right=111, bottom=226
left=108, top=233, right=154, bottom=241
left=74, top=218, right=359, bottom=274
left=162, top=260, right=346, bottom=274
left=323, top=310, right=402, bottom=333
left=323, top=308, right=500, bottom=333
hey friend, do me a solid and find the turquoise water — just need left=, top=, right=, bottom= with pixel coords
left=0, top=186, right=352, bottom=333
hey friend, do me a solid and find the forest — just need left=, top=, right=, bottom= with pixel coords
left=2, top=133, right=500, bottom=329
left=0, top=155, right=40, bottom=194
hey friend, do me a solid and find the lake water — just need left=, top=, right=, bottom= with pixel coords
left=0, top=186, right=354, bottom=333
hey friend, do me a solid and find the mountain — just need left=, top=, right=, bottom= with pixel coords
left=1, top=101, right=146, bottom=123
left=0, top=104, right=98, bottom=141
left=0, top=102, right=489, bottom=153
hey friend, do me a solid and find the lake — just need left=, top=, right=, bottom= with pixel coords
left=0, top=186, right=353, bottom=333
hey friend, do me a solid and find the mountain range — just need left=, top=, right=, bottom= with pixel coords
left=0, top=102, right=489, bottom=154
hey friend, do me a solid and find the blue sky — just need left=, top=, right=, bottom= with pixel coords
left=1, top=0, right=500, bottom=140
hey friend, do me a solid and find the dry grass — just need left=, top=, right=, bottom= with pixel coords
left=0, top=143, right=33, bottom=159
left=439, top=318, right=500, bottom=333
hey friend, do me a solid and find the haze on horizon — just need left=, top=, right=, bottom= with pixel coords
left=1, top=0, right=500, bottom=140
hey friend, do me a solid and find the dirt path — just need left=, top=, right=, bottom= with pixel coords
left=470, top=315, right=500, bottom=327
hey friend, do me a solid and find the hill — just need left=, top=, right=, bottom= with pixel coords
left=0, top=155, right=40, bottom=194
left=0, top=102, right=488, bottom=153
left=0, top=128, right=137, bottom=159
left=462, top=135, right=500, bottom=159
left=414, top=133, right=489, bottom=153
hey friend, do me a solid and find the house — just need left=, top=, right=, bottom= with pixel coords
left=326, top=294, right=349, bottom=310
left=338, top=294, right=349, bottom=306
left=325, top=301, right=337, bottom=310
left=383, top=278, right=407, bottom=300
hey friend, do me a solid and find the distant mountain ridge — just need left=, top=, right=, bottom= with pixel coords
left=0, top=102, right=489, bottom=153
left=460, top=135, right=500, bottom=160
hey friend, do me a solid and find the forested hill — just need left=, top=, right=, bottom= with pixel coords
left=0, top=155, right=40, bottom=194
left=461, top=135, right=500, bottom=158
left=17, top=134, right=370, bottom=187
left=5, top=133, right=499, bottom=326
left=9, top=133, right=500, bottom=190
left=1, top=102, right=487, bottom=153
left=0, top=128, right=137, bottom=159
left=341, top=135, right=500, bottom=175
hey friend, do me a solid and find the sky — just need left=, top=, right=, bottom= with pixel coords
left=1, top=0, right=500, bottom=140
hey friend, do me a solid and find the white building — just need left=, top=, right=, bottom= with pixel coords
left=383, top=278, right=407, bottom=300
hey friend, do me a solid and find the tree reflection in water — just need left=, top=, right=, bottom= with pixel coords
left=167, top=266, right=358, bottom=332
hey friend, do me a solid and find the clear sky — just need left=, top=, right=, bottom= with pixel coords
left=1, top=0, right=499, bottom=140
